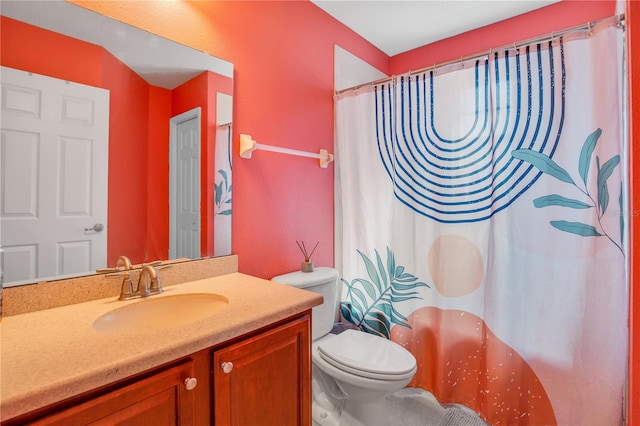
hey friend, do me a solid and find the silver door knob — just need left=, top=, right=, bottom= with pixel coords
left=221, top=362, right=233, bottom=374
left=84, top=223, right=104, bottom=232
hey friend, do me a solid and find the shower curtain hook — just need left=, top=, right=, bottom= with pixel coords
left=588, top=21, right=593, bottom=36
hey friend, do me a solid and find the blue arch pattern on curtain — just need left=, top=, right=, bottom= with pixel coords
left=375, top=41, right=566, bottom=223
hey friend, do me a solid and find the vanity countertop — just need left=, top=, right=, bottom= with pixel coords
left=0, top=272, right=322, bottom=421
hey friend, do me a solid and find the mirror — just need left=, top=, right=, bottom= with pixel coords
left=0, top=1, right=233, bottom=286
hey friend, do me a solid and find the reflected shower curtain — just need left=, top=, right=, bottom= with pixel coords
left=335, top=22, right=627, bottom=425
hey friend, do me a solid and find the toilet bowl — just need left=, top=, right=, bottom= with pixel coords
left=312, top=330, right=416, bottom=425
left=272, top=268, right=417, bottom=426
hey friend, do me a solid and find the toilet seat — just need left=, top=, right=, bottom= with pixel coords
left=317, top=329, right=416, bottom=380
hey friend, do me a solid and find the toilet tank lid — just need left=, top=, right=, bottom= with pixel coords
left=271, top=267, right=338, bottom=289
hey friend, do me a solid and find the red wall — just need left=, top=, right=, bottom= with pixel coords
left=146, top=86, right=171, bottom=261
left=100, top=47, right=151, bottom=264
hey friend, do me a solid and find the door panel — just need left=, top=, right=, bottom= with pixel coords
left=169, top=108, right=200, bottom=260
left=0, top=67, right=109, bottom=284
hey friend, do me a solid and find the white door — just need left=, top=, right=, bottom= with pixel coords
left=169, top=108, right=201, bottom=259
left=0, top=67, right=109, bottom=285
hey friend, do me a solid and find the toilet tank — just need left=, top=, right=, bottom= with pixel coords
left=272, top=267, right=339, bottom=340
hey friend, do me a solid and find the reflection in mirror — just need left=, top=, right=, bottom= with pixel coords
left=0, top=1, right=233, bottom=287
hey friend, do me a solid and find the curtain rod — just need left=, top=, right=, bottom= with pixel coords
left=336, top=13, right=625, bottom=95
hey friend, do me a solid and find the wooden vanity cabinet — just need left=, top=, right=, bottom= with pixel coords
left=4, top=313, right=311, bottom=426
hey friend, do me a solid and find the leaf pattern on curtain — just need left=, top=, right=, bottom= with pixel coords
left=512, top=127, right=624, bottom=253
left=340, top=247, right=430, bottom=338
left=214, top=125, right=233, bottom=217
left=214, top=168, right=232, bottom=216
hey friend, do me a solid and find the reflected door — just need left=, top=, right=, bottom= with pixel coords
left=169, top=108, right=201, bottom=259
left=0, top=67, right=109, bottom=284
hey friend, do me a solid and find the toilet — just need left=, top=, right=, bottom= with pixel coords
left=272, top=267, right=417, bottom=426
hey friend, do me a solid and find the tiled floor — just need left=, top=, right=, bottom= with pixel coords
left=385, top=388, right=448, bottom=425
left=386, top=388, right=488, bottom=426
left=313, top=387, right=488, bottom=426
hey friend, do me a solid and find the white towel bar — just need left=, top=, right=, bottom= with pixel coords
left=239, top=134, right=333, bottom=168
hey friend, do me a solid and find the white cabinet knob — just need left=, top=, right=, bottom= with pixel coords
left=184, top=377, right=198, bottom=391
left=221, top=362, right=233, bottom=374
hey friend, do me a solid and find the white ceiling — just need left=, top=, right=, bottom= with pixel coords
left=312, top=0, right=560, bottom=56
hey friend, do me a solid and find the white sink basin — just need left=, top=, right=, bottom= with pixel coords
left=93, top=293, right=229, bottom=333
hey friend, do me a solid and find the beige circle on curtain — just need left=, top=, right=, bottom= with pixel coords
left=428, top=234, right=484, bottom=297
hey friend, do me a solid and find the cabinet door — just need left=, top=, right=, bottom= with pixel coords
left=29, top=360, right=197, bottom=426
left=213, top=316, right=311, bottom=426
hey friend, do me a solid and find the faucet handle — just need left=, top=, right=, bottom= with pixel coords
left=106, top=271, right=136, bottom=301
left=96, top=267, right=119, bottom=274
left=96, top=255, right=133, bottom=273
left=105, top=271, right=130, bottom=279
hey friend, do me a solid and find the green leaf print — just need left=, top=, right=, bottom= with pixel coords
left=510, top=128, right=623, bottom=254
left=340, top=247, right=430, bottom=339
left=511, top=149, right=575, bottom=184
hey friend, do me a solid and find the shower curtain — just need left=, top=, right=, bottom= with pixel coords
left=335, top=21, right=627, bottom=425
